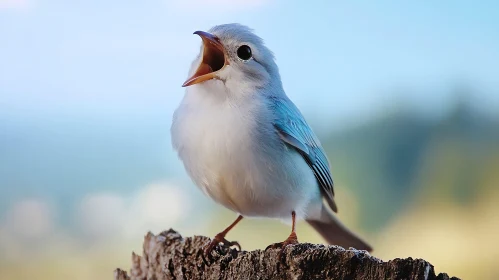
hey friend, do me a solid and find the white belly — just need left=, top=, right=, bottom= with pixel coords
left=171, top=90, right=321, bottom=220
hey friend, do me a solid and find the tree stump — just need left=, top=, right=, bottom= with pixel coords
left=114, top=229, right=460, bottom=280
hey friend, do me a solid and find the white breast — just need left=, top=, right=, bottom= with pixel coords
left=171, top=81, right=320, bottom=219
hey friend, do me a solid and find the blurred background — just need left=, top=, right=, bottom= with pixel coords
left=1, top=0, right=498, bottom=279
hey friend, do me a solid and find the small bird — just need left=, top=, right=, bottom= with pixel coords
left=171, top=23, right=372, bottom=254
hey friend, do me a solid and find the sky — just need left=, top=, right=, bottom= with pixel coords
left=1, top=0, right=499, bottom=127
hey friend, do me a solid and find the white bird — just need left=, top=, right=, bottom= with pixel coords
left=171, top=23, right=372, bottom=254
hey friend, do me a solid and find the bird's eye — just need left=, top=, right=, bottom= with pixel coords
left=236, top=45, right=252, bottom=60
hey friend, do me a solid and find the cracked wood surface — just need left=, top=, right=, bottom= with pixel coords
left=114, top=229, right=460, bottom=280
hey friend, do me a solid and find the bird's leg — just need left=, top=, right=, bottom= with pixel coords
left=266, top=211, right=299, bottom=250
left=204, top=215, right=243, bottom=255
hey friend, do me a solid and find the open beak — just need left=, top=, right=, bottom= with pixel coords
left=182, top=31, right=229, bottom=87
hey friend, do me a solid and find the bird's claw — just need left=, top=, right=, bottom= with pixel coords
left=265, top=231, right=299, bottom=259
left=203, top=233, right=241, bottom=257
left=265, top=242, right=283, bottom=250
left=265, top=239, right=298, bottom=250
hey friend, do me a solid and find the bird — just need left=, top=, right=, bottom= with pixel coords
left=171, top=23, right=372, bottom=254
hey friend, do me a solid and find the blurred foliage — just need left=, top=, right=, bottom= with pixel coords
left=325, top=96, right=499, bottom=231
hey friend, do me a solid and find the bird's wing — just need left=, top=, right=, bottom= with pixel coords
left=270, top=96, right=338, bottom=213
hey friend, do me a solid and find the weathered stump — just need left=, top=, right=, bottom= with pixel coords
left=115, top=229, right=459, bottom=280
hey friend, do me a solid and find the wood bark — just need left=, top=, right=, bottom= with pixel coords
left=114, top=229, right=460, bottom=280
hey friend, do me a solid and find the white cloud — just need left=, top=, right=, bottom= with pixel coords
left=77, top=193, right=127, bottom=239
left=0, top=182, right=192, bottom=257
left=75, top=182, right=191, bottom=240
left=124, top=182, right=191, bottom=238
left=2, top=198, right=55, bottom=241
left=0, top=0, right=31, bottom=10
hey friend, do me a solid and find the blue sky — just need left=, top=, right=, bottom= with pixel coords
left=1, top=0, right=498, bottom=127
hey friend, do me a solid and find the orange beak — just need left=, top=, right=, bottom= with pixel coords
left=182, top=31, right=229, bottom=87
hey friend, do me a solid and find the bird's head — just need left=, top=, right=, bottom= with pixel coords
left=182, top=24, right=281, bottom=94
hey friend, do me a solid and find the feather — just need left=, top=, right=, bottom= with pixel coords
left=270, top=96, right=338, bottom=213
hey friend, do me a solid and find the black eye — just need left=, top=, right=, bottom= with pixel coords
left=237, top=45, right=252, bottom=60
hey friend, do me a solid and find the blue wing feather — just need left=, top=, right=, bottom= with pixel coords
left=269, top=96, right=337, bottom=211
